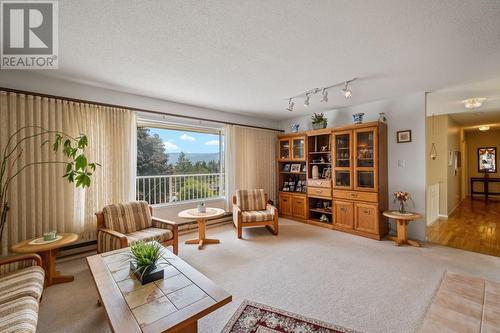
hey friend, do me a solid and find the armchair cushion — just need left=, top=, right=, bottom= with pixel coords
left=0, top=296, right=39, bottom=333
left=0, top=266, right=44, bottom=304
left=125, top=227, right=174, bottom=245
left=102, top=201, right=152, bottom=233
left=241, top=205, right=276, bottom=223
left=236, top=189, right=266, bottom=211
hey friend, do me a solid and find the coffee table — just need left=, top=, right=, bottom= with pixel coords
left=383, top=210, right=423, bottom=247
left=178, top=208, right=225, bottom=250
left=87, top=245, right=231, bottom=333
left=11, top=232, right=78, bottom=287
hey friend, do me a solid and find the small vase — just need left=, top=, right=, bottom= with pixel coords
left=398, top=201, right=406, bottom=213
left=290, top=124, right=300, bottom=133
left=197, top=203, right=206, bottom=213
left=378, top=112, right=387, bottom=123
left=353, top=113, right=365, bottom=124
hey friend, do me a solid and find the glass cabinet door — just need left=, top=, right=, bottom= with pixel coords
left=279, top=139, right=291, bottom=160
left=354, top=128, right=378, bottom=191
left=292, top=137, right=305, bottom=160
left=333, top=131, right=352, bottom=189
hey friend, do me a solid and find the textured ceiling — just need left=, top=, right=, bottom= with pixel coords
left=35, top=0, right=500, bottom=119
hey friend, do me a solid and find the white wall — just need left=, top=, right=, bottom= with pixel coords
left=279, top=92, right=427, bottom=241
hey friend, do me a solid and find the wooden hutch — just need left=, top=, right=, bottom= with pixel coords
left=277, top=121, right=388, bottom=240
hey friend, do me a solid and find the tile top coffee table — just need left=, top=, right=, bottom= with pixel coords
left=178, top=208, right=225, bottom=250
left=87, top=244, right=231, bottom=333
left=11, top=232, right=78, bottom=287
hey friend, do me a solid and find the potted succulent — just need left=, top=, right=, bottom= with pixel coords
left=311, top=113, right=327, bottom=130
left=128, top=241, right=167, bottom=284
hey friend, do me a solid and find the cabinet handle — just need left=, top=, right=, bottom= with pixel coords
left=283, top=199, right=288, bottom=202
left=350, top=193, right=357, bottom=197
left=363, top=209, right=370, bottom=214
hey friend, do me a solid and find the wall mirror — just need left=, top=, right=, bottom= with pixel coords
left=478, top=147, right=497, bottom=173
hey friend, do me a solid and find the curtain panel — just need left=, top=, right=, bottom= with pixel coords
left=0, top=91, right=136, bottom=255
left=225, top=125, right=279, bottom=210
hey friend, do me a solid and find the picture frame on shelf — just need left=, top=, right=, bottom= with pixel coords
left=290, top=164, right=301, bottom=173
left=396, top=130, right=412, bottom=143
left=322, top=167, right=331, bottom=179
left=283, top=164, right=291, bottom=172
left=302, top=164, right=307, bottom=172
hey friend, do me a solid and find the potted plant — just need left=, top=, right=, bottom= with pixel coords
left=0, top=126, right=98, bottom=241
left=311, top=113, right=327, bottom=130
left=393, top=191, right=413, bottom=213
left=128, top=241, right=167, bottom=284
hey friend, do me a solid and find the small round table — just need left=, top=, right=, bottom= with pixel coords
left=383, top=211, right=423, bottom=247
left=11, top=233, right=78, bottom=287
left=178, top=208, right=225, bottom=250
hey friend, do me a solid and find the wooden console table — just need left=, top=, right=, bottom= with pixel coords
left=470, top=177, right=500, bottom=200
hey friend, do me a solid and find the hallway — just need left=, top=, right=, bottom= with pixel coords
left=427, top=197, right=500, bottom=257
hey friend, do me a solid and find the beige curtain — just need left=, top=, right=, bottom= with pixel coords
left=0, top=91, right=136, bottom=255
left=225, top=125, right=278, bottom=209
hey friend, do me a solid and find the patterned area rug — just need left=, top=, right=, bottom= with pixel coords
left=221, top=300, right=360, bottom=333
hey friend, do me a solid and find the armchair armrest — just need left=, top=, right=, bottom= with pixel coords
left=97, top=228, right=128, bottom=253
left=267, top=204, right=278, bottom=214
left=0, top=253, right=42, bottom=276
left=152, top=217, right=177, bottom=228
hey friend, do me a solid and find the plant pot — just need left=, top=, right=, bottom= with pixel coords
left=130, top=262, right=164, bottom=285
left=312, top=121, right=327, bottom=130
left=353, top=113, right=365, bottom=124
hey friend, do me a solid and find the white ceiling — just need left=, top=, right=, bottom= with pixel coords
left=36, top=0, right=500, bottom=120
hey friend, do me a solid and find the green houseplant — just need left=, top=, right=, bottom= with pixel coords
left=0, top=126, right=99, bottom=241
left=311, top=113, right=327, bottom=130
left=128, top=241, right=167, bottom=284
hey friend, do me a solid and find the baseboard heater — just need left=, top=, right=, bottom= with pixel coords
left=58, top=213, right=232, bottom=258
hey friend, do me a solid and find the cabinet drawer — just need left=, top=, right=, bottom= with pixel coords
left=279, top=194, right=292, bottom=216
left=334, top=201, right=354, bottom=229
left=307, top=187, right=332, bottom=198
left=292, top=196, right=307, bottom=219
left=307, top=179, right=332, bottom=188
left=332, top=190, right=378, bottom=203
left=354, top=203, right=379, bottom=234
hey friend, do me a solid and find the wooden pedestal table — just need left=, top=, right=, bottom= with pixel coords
left=178, top=208, right=225, bottom=250
left=11, top=233, right=78, bottom=287
left=383, top=211, right=423, bottom=247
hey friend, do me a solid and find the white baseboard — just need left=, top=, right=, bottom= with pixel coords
left=438, top=214, right=448, bottom=220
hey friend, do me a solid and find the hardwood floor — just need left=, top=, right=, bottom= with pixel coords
left=427, top=197, right=500, bottom=257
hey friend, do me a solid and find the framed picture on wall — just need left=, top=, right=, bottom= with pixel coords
left=396, top=130, right=412, bottom=143
left=478, top=147, right=497, bottom=173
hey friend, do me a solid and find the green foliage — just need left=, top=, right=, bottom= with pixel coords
left=130, top=240, right=163, bottom=269
left=311, top=112, right=327, bottom=124
left=178, top=178, right=214, bottom=201
left=137, top=128, right=172, bottom=176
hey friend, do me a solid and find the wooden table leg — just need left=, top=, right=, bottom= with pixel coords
left=184, top=218, right=220, bottom=250
left=39, top=249, right=74, bottom=287
left=387, top=219, right=421, bottom=247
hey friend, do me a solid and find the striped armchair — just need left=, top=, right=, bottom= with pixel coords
left=0, top=254, right=44, bottom=333
left=96, top=201, right=178, bottom=254
left=232, top=189, right=279, bottom=239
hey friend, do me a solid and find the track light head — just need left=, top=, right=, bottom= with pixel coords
left=320, top=88, right=328, bottom=103
left=285, top=98, right=294, bottom=112
left=304, top=93, right=310, bottom=107
left=341, top=81, right=352, bottom=99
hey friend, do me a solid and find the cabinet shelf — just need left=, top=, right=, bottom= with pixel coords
left=280, top=172, right=306, bottom=174
left=309, top=162, right=331, bottom=165
left=309, top=208, right=333, bottom=214
left=309, top=218, right=332, bottom=225
left=309, top=151, right=331, bottom=154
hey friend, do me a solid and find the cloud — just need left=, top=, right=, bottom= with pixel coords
left=163, top=140, right=179, bottom=151
left=180, top=134, right=195, bottom=142
left=205, top=140, right=219, bottom=146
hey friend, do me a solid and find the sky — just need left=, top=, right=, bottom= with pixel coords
left=148, top=127, right=221, bottom=154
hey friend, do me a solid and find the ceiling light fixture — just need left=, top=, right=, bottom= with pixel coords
left=320, top=88, right=328, bottom=103
left=462, top=97, right=486, bottom=109
left=304, top=93, right=310, bottom=107
left=479, top=125, right=490, bottom=131
left=341, top=81, right=352, bottom=99
left=284, top=77, right=357, bottom=112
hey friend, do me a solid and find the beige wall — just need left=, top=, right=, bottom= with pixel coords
left=466, top=129, right=500, bottom=196
left=426, top=114, right=462, bottom=216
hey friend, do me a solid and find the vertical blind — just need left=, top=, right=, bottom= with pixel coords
left=0, top=91, right=136, bottom=254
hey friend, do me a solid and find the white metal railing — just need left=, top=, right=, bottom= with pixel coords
left=136, top=173, right=224, bottom=205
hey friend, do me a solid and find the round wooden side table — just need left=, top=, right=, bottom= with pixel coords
left=11, top=232, right=78, bottom=287
left=383, top=211, right=423, bottom=247
left=178, top=208, right=225, bottom=250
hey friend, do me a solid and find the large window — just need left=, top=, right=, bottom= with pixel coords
left=136, top=125, right=224, bottom=205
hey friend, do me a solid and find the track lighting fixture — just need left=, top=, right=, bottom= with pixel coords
left=304, top=93, right=310, bottom=107
left=284, top=77, right=357, bottom=112
left=341, top=81, right=352, bottom=99
left=320, top=88, right=328, bottom=103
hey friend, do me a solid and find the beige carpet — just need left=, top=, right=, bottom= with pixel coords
left=37, top=219, right=500, bottom=333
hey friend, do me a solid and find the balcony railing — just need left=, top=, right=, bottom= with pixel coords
left=136, top=173, right=224, bottom=205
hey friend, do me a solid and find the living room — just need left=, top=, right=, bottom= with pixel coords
left=0, top=1, right=499, bottom=333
